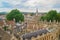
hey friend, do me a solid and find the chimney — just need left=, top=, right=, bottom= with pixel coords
left=53, top=20, right=56, bottom=24
left=50, top=20, right=51, bottom=23
left=13, top=18, right=15, bottom=22
left=57, top=20, right=58, bottom=24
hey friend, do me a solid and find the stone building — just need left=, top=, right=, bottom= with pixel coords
left=0, top=28, right=11, bottom=40
left=21, top=24, right=60, bottom=40
left=22, top=11, right=60, bottom=40
left=0, top=18, right=5, bottom=27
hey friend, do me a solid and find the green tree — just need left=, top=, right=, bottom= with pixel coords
left=30, top=13, right=34, bottom=16
left=46, top=10, right=57, bottom=21
left=57, top=13, right=60, bottom=22
left=40, top=16, right=46, bottom=21
left=6, top=9, right=24, bottom=22
left=41, top=10, right=58, bottom=22
left=3, top=26, right=7, bottom=31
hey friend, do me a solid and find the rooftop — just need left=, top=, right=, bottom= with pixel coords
left=21, top=29, right=48, bottom=39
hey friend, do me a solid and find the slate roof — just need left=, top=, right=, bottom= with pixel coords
left=22, top=29, right=48, bottom=39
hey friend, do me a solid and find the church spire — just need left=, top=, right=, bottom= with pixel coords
left=36, top=8, right=38, bottom=16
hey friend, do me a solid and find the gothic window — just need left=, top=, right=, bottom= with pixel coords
left=51, top=36, right=53, bottom=40
left=0, top=36, right=2, bottom=40
left=59, top=35, right=60, bottom=39
left=36, top=39, right=39, bottom=40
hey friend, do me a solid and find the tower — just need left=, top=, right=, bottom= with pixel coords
left=36, top=8, right=38, bottom=16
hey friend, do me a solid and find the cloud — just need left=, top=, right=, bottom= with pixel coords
left=24, top=0, right=58, bottom=8
left=0, top=0, right=60, bottom=12
left=0, top=8, right=12, bottom=12
left=4, top=0, right=21, bottom=5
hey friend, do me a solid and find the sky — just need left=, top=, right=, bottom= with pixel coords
left=0, top=0, right=60, bottom=12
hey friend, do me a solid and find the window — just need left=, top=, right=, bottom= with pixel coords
left=0, top=36, right=2, bottom=40
left=59, top=35, right=60, bottom=39
left=51, top=36, right=53, bottom=40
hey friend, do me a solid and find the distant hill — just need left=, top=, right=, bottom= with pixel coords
left=22, top=12, right=35, bottom=14
left=0, top=12, right=7, bottom=15
left=0, top=12, right=46, bottom=15
left=0, top=12, right=34, bottom=15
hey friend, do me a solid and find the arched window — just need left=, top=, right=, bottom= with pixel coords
left=59, top=35, right=60, bottom=39
left=0, top=36, right=2, bottom=40
left=51, top=36, right=53, bottom=40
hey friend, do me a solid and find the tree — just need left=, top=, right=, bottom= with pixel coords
left=3, top=26, right=7, bottom=31
left=40, top=10, right=58, bottom=22
left=57, top=13, right=60, bottom=22
left=40, top=16, right=46, bottom=21
left=6, top=9, right=24, bottom=22
left=30, top=13, right=34, bottom=16
left=46, top=10, right=57, bottom=21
